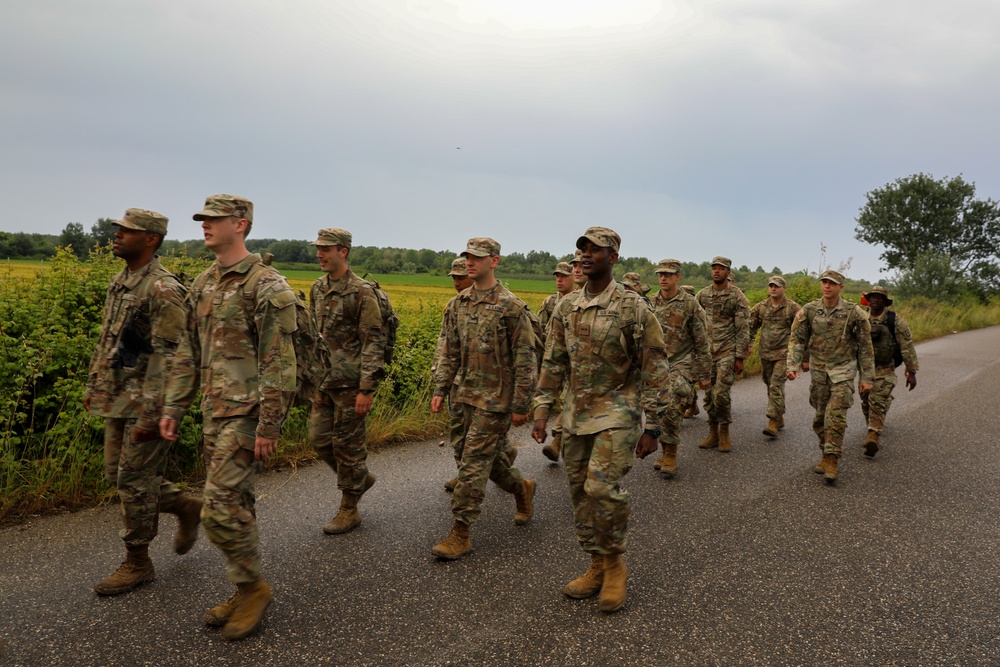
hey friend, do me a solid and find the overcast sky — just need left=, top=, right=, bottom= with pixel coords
left=2, top=0, right=999, bottom=279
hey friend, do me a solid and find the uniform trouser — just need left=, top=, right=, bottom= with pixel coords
left=103, top=418, right=179, bottom=547
left=563, top=423, right=639, bottom=556
left=451, top=405, right=523, bottom=526
left=309, top=388, right=370, bottom=493
left=860, top=370, right=896, bottom=433
left=659, top=369, right=688, bottom=447
left=202, top=416, right=261, bottom=585
left=808, top=370, right=855, bottom=457
left=760, top=359, right=789, bottom=420
left=705, top=354, right=736, bottom=425
left=448, top=399, right=516, bottom=470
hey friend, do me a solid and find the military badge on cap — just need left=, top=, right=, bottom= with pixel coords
left=114, top=208, right=168, bottom=236
left=192, top=194, right=254, bottom=222
left=310, top=227, right=353, bottom=248
left=461, top=237, right=501, bottom=257
left=655, top=258, right=682, bottom=274
left=447, top=258, right=469, bottom=277
left=576, top=226, right=621, bottom=252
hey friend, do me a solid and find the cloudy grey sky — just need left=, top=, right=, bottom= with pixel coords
left=3, top=0, right=999, bottom=279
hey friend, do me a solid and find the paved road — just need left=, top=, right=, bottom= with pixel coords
left=2, top=327, right=999, bottom=666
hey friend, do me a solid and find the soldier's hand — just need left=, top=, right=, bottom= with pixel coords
left=430, top=396, right=444, bottom=414
left=532, top=419, right=548, bottom=444
left=635, top=433, right=658, bottom=459
left=786, top=370, right=799, bottom=382
left=131, top=426, right=159, bottom=443
left=859, top=381, right=873, bottom=393
left=698, top=379, right=711, bottom=390
left=734, top=359, right=745, bottom=375
left=83, top=395, right=91, bottom=411
left=160, top=417, right=179, bottom=441
left=355, top=392, right=373, bottom=416
left=906, top=371, right=917, bottom=390
left=512, top=413, right=528, bottom=427
left=255, top=436, right=278, bottom=461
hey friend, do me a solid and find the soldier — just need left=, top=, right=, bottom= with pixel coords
left=86, top=208, right=200, bottom=596
left=679, top=284, right=702, bottom=418
left=161, top=194, right=297, bottom=640
left=621, top=272, right=651, bottom=301
left=440, top=257, right=476, bottom=493
left=447, top=257, right=473, bottom=293
left=749, top=276, right=802, bottom=438
left=570, top=249, right=586, bottom=289
left=308, top=228, right=387, bottom=534
left=649, top=259, right=712, bottom=477
left=859, top=285, right=918, bottom=457
left=536, top=261, right=575, bottom=463
left=787, top=270, right=875, bottom=484
left=429, top=237, right=538, bottom=560
left=532, top=227, right=671, bottom=613
left=696, top=257, right=750, bottom=452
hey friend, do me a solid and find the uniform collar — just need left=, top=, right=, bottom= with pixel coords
left=112, top=256, right=161, bottom=290
left=573, top=279, right=618, bottom=311
left=211, top=252, right=261, bottom=280
left=322, top=268, right=357, bottom=294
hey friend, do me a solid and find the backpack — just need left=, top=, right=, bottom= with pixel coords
left=360, top=274, right=400, bottom=366
left=885, top=310, right=904, bottom=369
left=522, top=304, right=547, bottom=371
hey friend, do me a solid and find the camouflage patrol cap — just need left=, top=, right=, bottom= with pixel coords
left=553, top=262, right=572, bottom=276
left=461, top=237, right=501, bottom=258
left=114, top=208, right=168, bottom=236
left=621, top=272, right=642, bottom=288
left=711, top=256, right=732, bottom=269
left=681, top=285, right=696, bottom=296
left=192, top=194, right=253, bottom=222
left=655, top=258, right=682, bottom=274
left=311, top=227, right=352, bottom=248
left=447, top=258, right=468, bottom=277
left=820, top=269, right=846, bottom=285
left=577, top=226, right=621, bottom=252
left=569, top=249, right=583, bottom=265
left=863, top=285, right=893, bottom=305
left=768, top=275, right=786, bottom=288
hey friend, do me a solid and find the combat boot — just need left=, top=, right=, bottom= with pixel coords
left=323, top=473, right=376, bottom=535
left=94, top=545, right=155, bottom=596
left=598, top=554, right=627, bottom=613
left=165, top=494, right=202, bottom=555
left=204, top=588, right=240, bottom=627
left=864, top=430, right=880, bottom=458
left=660, top=444, right=678, bottom=478
left=814, top=453, right=833, bottom=475
left=221, top=577, right=273, bottom=641
left=699, top=424, right=719, bottom=449
left=563, top=554, right=604, bottom=598
left=763, top=418, right=779, bottom=438
left=777, top=415, right=785, bottom=430
left=824, top=455, right=839, bottom=484
left=689, top=399, right=700, bottom=417
left=513, top=479, right=536, bottom=526
left=718, top=424, right=732, bottom=453
left=541, top=431, right=562, bottom=462
left=444, top=477, right=458, bottom=493
left=432, top=520, right=471, bottom=560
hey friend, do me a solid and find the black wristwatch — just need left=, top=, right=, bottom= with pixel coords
left=643, top=427, right=661, bottom=440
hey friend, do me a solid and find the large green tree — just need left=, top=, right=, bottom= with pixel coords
left=855, top=173, right=1000, bottom=293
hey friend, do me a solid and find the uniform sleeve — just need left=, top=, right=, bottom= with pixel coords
left=735, top=291, right=751, bottom=360
left=163, top=289, right=201, bottom=422
left=136, top=278, right=188, bottom=431
left=789, top=301, right=808, bottom=366
left=854, top=308, right=875, bottom=384
left=254, top=280, right=298, bottom=440
left=509, top=305, right=538, bottom=415
left=357, top=286, right=387, bottom=392
left=537, top=297, right=552, bottom=333
left=532, top=302, right=569, bottom=422
left=895, top=314, right=919, bottom=372
left=787, top=306, right=811, bottom=371
left=636, top=307, right=673, bottom=430
left=690, top=299, right=712, bottom=384
left=748, top=302, right=762, bottom=349
left=432, top=298, right=461, bottom=399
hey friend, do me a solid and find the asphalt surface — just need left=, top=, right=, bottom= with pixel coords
left=2, top=327, right=999, bottom=666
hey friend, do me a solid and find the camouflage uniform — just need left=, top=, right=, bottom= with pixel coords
left=87, top=216, right=187, bottom=548
left=650, top=280, right=711, bottom=448
left=533, top=279, right=672, bottom=556
left=307, top=262, right=386, bottom=494
left=749, top=290, right=802, bottom=422
left=787, top=294, right=875, bottom=456
left=536, top=261, right=574, bottom=461
left=862, top=309, right=918, bottom=433
left=432, top=270, right=537, bottom=527
left=164, top=251, right=297, bottom=584
left=696, top=278, right=750, bottom=426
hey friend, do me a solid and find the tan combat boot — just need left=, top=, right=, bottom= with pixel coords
left=598, top=554, right=627, bottom=613
left=688, top=399, right=700, bottom=417
left=514, top=479, right=536, bottom=526
left=814, top=453, right=833, bottom=475
left=824, top=455, right=839, bottom=484
left=864, top=430, right=880, bottom=458
left=541, top=431, right=562, bottom=462
left=323, top=473, right=376, bottom=534
left=444, top=477, right=458, bottom=493
left=699, top=424, right=719, bottom=449
left=204, top=589, right=240, bottom=627
left=718, top=424, right=732, bottom=452
left=562, top=555, right=604, bottom=598
left=221, top=577, right=273, bottom=641
left=660, top=444, right=678, bottom=478
left=763, top=419, right=779, bottom=438
left=94, top=545, right=156, bottom=595
left=166, top=494, right=202, bottom=555
left=432, top=520, right=472, bottom=560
